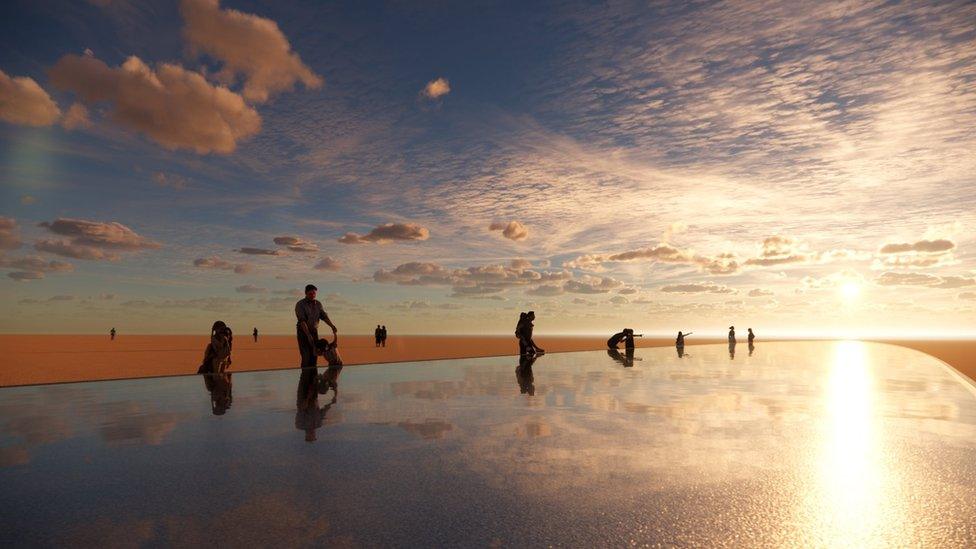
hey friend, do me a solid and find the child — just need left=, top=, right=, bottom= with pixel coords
left=315, top=336, right=344, bottom=402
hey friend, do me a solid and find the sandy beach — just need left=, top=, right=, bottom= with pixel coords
left=0, top=334, right=972, bottom=387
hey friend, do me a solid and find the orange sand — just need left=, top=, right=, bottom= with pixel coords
left=0, top=335, right=722, bottom=386
left=0, top=335, right=972, bottom=387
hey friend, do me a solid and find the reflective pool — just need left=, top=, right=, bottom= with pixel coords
left=2, top=341, right=975, bottom=546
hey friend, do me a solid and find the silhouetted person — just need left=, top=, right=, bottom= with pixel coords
left=728, top=326, right=736, bottom=343
left=296, top=284, right=337, bottom=370
left=608, top=328, right=641, bottom=349
left=198, top=321, right=233, bottom=374
left=253, top=327, right=258, bottom=343
left=676, top=331, right=691, bottom=358
left=296, top=368, right=333, bottom=442
left=380, top=325, right=387, bottom=347
left=516, top=311, right=545, bottom=355
left=747, top=328, right=755, bottom=344
left=110, top=327, right=116, bottom=340
left=375, top=325, right=382, bottom=347
left=516, top=354, right=537, bottom=395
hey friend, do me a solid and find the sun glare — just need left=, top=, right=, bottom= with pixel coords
left=840, top=281, right=861, bottom=300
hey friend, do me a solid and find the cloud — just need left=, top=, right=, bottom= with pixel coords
left=873, top=272, right=974, bottom=288
left=179, top=0, right=322, bottom=103
left=0, top=255, right=74, bottom=281
left=660, top=282, right=735, bottom=294
left=748, top=288, right=774, bottom=297
left=743, top=236, right=814, bottom=267
left=959, top=292, right=976, bottom=301
left=339, top=223, right=430, bottom=244
left=273, top=236, right=318, bottom=252
left=152, top=172, right=188, bottom=190
left=564, top=276, right=624, bottom=294
left=49, top=54, right=261, bottom=154
left=510, top=259, right=533, bottom=270
left=235, top=247, right=281, bottom=256
left=0, top=217, right=23, bottom=250
left=526, top=284, right=564, bottom=297
left=618, top=288, right=637, bottom=295
left=489, top=221, right=528, bottom=241
left=61, top=103, right=91, bottom=130
left=20, top=195, right=35, bottom=205
left=48, top=295, right=75, bottom=302
left=235, top=284, right=267, bottom=293
left=421, top=77, right=451, bottom=100
left=193, top=256, right=252, bottom=274
left=0, top=69, right=60, bottom=126
left=564, top=244, right=740, bottom=275
left=37, top=218, right=159, bottom=261
left=879, top=239, right=955, bottom=254
left=8, top=271, right=44, bottom=281
left=314, top=256, right=341, bottom=271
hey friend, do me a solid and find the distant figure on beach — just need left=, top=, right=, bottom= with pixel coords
left=198, top=321, right=233, bottom=374
left=296, top=284, right=338, bottom=369
left=608, top=328, right=641, bottom=349
left=676, top=331, right=691, bottom=358
left=516, top=354, right=537, bottom=395
left=110, top=327, right=116, bottom=341
left=748, top=328, right=755, bottom=356
left=728, top=325, right=736, bottom=343
left=296, top=368, right=333, bottom=442
left=253, top=327, right=258, bottom=343
left=380, top=325, right=387, bottom=347
left=515, top=311, right=545, bottom=356
left=374, top=325, right=381, bottom=347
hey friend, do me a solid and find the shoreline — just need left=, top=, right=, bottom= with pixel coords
left=1, top=334, right=973, bottom=387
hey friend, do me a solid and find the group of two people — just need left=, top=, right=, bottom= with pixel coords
left=374, top=325, right=388, bottom=347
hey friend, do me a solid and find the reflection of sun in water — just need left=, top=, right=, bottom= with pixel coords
left=840, top=281, right=861, bottom=301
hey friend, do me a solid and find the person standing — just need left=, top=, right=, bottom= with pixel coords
left=374, top=325, right=382, bottom=347
left=295, top=284, right=337, bottom=370
left=110, top=327, right=116, bottom=341
left=728, top=326, right=736, bottom=343
left=253, top=327, right=259, bottom=343
left=380, top=325, right=387, bottom=347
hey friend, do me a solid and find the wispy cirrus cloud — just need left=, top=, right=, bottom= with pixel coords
left=193, top=256, right=252, bottom=274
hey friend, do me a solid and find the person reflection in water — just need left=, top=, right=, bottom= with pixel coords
left=516, top=354, right=537, bottom=395
left=607, top=347, right=637, bottom=367
left=729, top=339, right=737, bottom=359
left=315, top=335, right=344, bottom=401
left=204, top=371, right=233, bottom=415
left=296, top=368, right=334, bottom=442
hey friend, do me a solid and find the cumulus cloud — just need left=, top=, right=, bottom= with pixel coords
left=660, top=282, right=735, bottom=294
left=421, top=77, right=451, bottom=100
left=526, top=284, right=564, bottom=297
left=193, top=256, right=252, bottom=274
left=510, top=258, right=533, bottom=269
left=0, top=255, right=74, bottom=281
left=339, top=223, right=430, bottom=244
left=879, top=239, right=954, bottom=254
left=235, top=247, right=280, bottom=256
left=235, top=284, right=267, bottom=293
left=37, top=218, right=159, bottom=261
left=564, top=243, right=740, bottom=275
left=744, top=236, right=813, bottom=267
left=61, top=103, right=91, bottom=130
left=564, top=276, right=624, bottom=294
left=314, top=256, right=341, bottom=271
left=49, top=54, right=261, bottom=154
left=875, top=272, right=974, bottom=288
left=0, top=217, right=23, bottom=250
left=0, top=69, right=60, bottom=126
left=273, top=236, right=318, bottom=252
left=748, top=288, right=774, bottom=297
left=489, top=221, right=528, bottom=241
left=179, top=0, right=323, bottom=103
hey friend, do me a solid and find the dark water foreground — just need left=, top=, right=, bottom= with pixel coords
left=1, top=341, right=975, bottom=547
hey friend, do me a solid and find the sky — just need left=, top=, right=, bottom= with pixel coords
left=0, top=0, right=974, bottom=336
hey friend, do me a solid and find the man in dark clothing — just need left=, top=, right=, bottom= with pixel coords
left=296, top=284, right=337, bottom=369
left=253, top=327, right=258, bottom=343
left=608, top=328, right=641, bottom=349
left=380, top=325, right=387, bottom=347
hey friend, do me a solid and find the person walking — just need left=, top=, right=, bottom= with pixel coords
left=296, top=284, right=337, bottom=370
left=253, top=327, right=259, bottom=343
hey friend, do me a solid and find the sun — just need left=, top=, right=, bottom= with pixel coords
left=840, top=281, right=861, bottom=300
